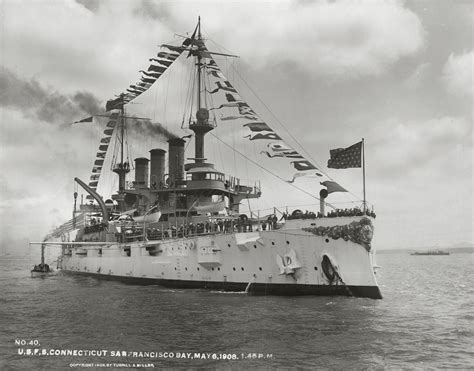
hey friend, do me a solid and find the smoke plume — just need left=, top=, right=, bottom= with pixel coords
left=132, top=119, right=179, bottom=139
left=0, top=68, right=102, bottom=125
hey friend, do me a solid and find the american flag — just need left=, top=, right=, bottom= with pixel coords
left=327, top=141, right=362, bottom=169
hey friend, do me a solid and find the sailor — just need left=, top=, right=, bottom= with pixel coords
left=272, top=215, right=278, bottom=229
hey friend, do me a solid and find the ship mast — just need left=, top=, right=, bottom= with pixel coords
left=113, top=97, right=130, bottom=192
left=189, top=17, right=213, bottom=165
left=196, top=16, right=202, bottom=110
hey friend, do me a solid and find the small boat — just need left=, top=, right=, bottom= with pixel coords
left=133, top=210, right=161, bottom=224
left=31, top=244, right=56, bottom=277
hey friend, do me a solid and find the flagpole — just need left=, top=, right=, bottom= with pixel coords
left=362, top=138, right=366, bottom=213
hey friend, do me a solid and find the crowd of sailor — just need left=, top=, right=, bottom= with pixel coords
left=284, top=207, right=376, bottom=220
left=145, top=217, right=279, bottom=240
left=326, top=208, right=376, bottom=218
left=81, top=207, right=375, bottom=239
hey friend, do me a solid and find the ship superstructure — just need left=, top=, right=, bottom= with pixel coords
left=36, top=19, right=382, bottom=299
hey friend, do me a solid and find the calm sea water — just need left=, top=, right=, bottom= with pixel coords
left=0, top=250, right=473, bottom=370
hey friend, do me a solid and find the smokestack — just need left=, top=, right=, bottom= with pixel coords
left=134, top=157, right=150, bottom=187
left=168, top=138, right=185, bottom=185
left=149, top=149, right=166, bottom=188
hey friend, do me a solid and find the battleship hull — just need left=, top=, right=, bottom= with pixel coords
left=59, top=216, right=382, bottom=299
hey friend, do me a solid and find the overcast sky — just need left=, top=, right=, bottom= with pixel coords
left=0, top=0, right=472, bottom=251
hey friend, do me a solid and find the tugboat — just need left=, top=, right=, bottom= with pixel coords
left=32, top=19, right=382, bottom=299
left=31, top=243, right=54, bottom=277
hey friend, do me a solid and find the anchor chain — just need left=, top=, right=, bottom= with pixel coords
left=334, top=270, right=353, bottom=296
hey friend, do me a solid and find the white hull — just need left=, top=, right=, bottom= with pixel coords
left=59, top=216, right=381, bottom=299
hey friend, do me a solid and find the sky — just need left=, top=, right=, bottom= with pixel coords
left=0, top=0, right=472, bottom=251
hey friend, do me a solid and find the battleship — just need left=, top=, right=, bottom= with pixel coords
left=410, top=250, right=450, bottom=256
left=32, top=19, right=382, bottom=299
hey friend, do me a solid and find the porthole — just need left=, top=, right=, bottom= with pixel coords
left=185, top=267, right=188, bottom=271
left=271, top=241, right=275, bottom=246
left=218, top=267, right=220, bottom=271
left=212, top=267, right=214, bottom=271
left=314, top=266, right=318, bottom=270
left=197, top=267, right=200, bottom=271
left=259, top=267, right=262, bottom=271
left=241, top=267, right=244, bottom=271
left=233, top=267, right=236, bottom=271
left=325, top=238, right=330, bottom=243
left=254, top=245, right=257, bottom=248
left=228, top=243, right=231, bottom=247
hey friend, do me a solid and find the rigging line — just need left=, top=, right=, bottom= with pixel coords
left=124, top=122, right=133, bottom=169
left=218, top=59, right=358, bottom=201
left=152, top=71, right=160, bottom=123
left=229, top=66, right=363, bottom=203
left=205, top=66, right=215, bottom=113
left=207, top=74, right=218, bottom=130
left=163, top=59, right=173, bottom=129
left=209, top=132, right=321, bottom=202
left=214, top=53, right=359, bottom=206
left=204, top=71, right=223, bottom=169
left=110, top=145, right=117, bottom=170
left=187, top=66, right=197, bottom=125
left=110, top=122, right=120, bottom=169
left=181, top=62, right=193, bottom=128
left=203, top=63, right=209, bottom=110
left=231, top=60, right=238, bottom=174
left=208, top=39, right=235, bottom=60
left=206, top=40, right=359, bottom=205
left=250, top=134, right=261, bottom=212
left=206, top=39, right=312, bottom=164
left=184, top=134, right=194, bottom=152
left=181, top=55, right=193, bottom=127
left=216, top=132, right=225, bottom=173
left=203, top=64, right=209, bottom=109
left=231, top=66, right=328, bottom=174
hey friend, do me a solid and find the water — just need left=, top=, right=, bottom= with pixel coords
left=1, top=253, right=473, bottom=369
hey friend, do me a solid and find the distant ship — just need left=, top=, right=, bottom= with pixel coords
left=410, top=250, right=450, bottom=256
left=31, top=18, right=382, bottom=299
